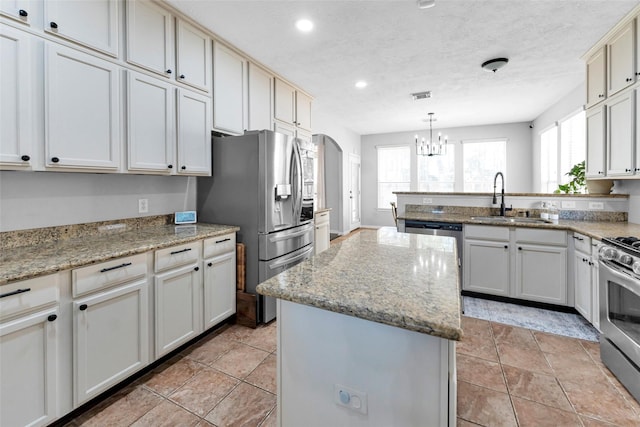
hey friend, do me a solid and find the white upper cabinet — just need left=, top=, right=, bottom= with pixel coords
left=0, top=0, right=31, bottom=25
left=177, top=88, right=211, bottom=175
left=607, top=21, right=635, bottom=97
left=45, top=43, right=120, bottom=170
left=586, top=47, right=606, bottom=108
left=126, top=0, right=174, bottom=78
left=176, top=19, right=210, bottom=92
left=274, top=77, right=312, bottom=132
left=606, top=89, right=635, bottom=176
left=213, top=41, right=246, bottom=135
left=0, top=24, right=33, bottom=169
left=586, top=106, right=606, bottom=178
left=44, top=0, right=119, bottom=57
left=296, top=90, right=312, bottom=132
left=247, top=62, right=273, bottom=131
left=127, top=71, right=175, bottom=173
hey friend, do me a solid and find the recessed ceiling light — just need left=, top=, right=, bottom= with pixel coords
left=417, top=0, right=436, bottom=9
left=295, top=19, right=314, bottom=32
left=355, top=81, right=368, bottom=89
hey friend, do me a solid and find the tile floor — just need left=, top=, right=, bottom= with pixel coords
left=66, top=315, right=640, bottom=427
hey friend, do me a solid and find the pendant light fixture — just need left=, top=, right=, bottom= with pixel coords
left=415, top=113, right=447, bottom=156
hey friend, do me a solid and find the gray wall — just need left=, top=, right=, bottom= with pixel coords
left=0, top=171, right=196, bottom=231
left=323, top=137, right=343, bottom=234
left=361, top=122, right=534, bottom=227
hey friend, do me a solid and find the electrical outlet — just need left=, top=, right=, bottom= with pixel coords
left=334, top=384, right=367, bottom=415
left=561, top=201, right=576, bottom=209
left=423, top=198, right=433, bottom=204
left=138, top=198, right=149, bottom=213
left=589, top=202, right=604, bottom=210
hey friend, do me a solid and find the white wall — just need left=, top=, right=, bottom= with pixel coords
left=360, top=122, right=533, bottom=227
left=0, top=171, right=196, bottom=231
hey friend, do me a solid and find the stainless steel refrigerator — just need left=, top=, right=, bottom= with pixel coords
left=197, top=130, right=315, bottom=323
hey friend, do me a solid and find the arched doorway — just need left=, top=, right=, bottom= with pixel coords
left=313, top=134, right=343, bottom=238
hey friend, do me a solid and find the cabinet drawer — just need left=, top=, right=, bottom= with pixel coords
left=203, top=233, right=236, bottom=259
left=0, top=275, right=60, bottom=321
left=572, top=232, right=592, bottom=253
left=515, top=228, right=567, bottom=246
left=315, top=211, right=330, bottom=225
left=73, top=253, right=147, bottom=298
left=464, top=225, right=509, bottom=241
left=155, top=241, right=201, bottom=272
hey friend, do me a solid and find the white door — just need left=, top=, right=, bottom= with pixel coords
left=274, top=77, right=296, bottom=125
left=585, top=106, right=606, bottom=178
left=73, top=280, right=149, bottom=406
left=247, top=62, right=273, bottom=131
left=176, top=19, right=210, bottom=92
left=606, top=90, right=634, bottom=176
left=45, top=43, right=120, bottom=170
left=127, top=71, right=175, bottom=173
left=1, top=307, right=59, bottom=427
left=348, top=153, right=361, bottom=230
left=0, top=24, right=33, bottom=168
left=574, top=252, right=592, bottom=320
left=44, top=0, right=119, bottom=56
left=463, top=240, right=510, bottom=296
left=295, top=91, right=312, bottom=132
left=213, top=41, right=246, bottom=134
left=155, top=263, right=202, bottom=357
left=586, top=47, right=606, bottom=108
left=177, top=88, right=211, bottom=175
left=126, top=0, right=174, bottom=78
left=515, top=244, right=567, bottom=305
left=203, top=252, right=236, bottom=330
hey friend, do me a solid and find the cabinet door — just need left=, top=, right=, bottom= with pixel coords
left=585, top=106, right=606, bottom=178
left=73, top=280, right=149, bottom=405
left=176, top=19, right=210, bottom=92
left=314, top=220, right=330, bottom=255
left=177, top=88, right=211, bottom=175
left=0, top=24, right=33, bottom=168
left=606, top=90, right=634, bottom=176
left=44, top=0, right=119, bottom=56
left=248, top=62, right=273, bottom=131
left=203, top=251, right=236, bottom=330
left=296, top=90, right=312, bottom=131
left=515, top=244, right=567, bottom=305
left=274, top=77, right=296, bottom=125
left=155, top=263, right=202, bottom=357
left=126, top=0, right=174, bottom=78
left=213, top=41, right=246, bottom=134
left=0, top=0, right=31, bottom=25
left=608, top=21, right=635, bottom=97
left=463, top=239, right=510, bottom=296
left=586, top=48, right=606, bottom=108
left=0, top=307, right=59, bottom=427
left=573, top=252, right=592, bottom=320
left=127, top=71, right=175, bottom=173
left=45, top=43, right=120, bottom=170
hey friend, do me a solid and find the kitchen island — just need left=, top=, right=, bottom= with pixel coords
left=257, top=228, right=462, bottom=427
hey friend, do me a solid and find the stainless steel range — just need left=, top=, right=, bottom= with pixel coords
left=598, top=236, right=640, bottom=402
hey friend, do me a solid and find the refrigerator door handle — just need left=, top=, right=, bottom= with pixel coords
left=268, top=226, right=313, bottom=242
left=292, top=140, right=304, bottom=224
left=268, top=245, right=313, bottom=270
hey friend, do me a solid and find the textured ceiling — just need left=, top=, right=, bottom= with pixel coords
left=167, top=0, right=639, bottom=135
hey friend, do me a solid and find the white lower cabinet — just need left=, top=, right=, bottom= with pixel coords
left=515, top=243, right=567, bottom=305
left=464, top=226, right=510, bottom=296
left=573, top=232, right=593, bottom=320
left=0, top=275, right=61, bottom=427
left=591, top=240, right=601, bottom=331
left=202, top=234, right=236, bottom=330
left=314, top=210, right=330, bottom=255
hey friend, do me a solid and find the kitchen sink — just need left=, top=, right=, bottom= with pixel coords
left=471, top=216, right=550, bottom=224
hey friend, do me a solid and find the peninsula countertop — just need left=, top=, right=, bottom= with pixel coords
left=257, top=227, right=463, bottom=341
left=0, top=223, right=239, bottom=286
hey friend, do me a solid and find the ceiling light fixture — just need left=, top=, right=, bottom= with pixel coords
left=481, top=58, right=509, bottom=73
left=415, top=113, right=447, bottom=157
left=416, top=0, right=436, bottom=9
left=295, top=19, right=314, bottom=32
left=355, top=81, right=368, bottom=89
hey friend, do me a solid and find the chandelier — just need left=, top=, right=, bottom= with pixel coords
left=415, top=113, right=447, bottom=156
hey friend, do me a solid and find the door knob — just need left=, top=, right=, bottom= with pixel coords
left=50, top=21, right=58, bottom=29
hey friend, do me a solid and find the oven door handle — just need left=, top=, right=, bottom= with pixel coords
left=599, top=259, right=640, bottom=295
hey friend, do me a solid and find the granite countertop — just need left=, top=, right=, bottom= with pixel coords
left=257, top=228, right=463, bottom=341
left=399, top=211, right=640, bottom=240
left=0, top=223, right=239, bottom=286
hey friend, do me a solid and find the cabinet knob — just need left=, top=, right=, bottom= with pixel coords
left=598, top=94, right=605, bottom=98
left=50, top=21, right=58, bottom=29
left=598, top=171, right=603, bottom=175
left=635, top=168, right=640, bottom=172
left=181, top=165, right=186, bottom=170
left=168, top=164, right=173, bottom=169
left=79, top=304, right=88, bottom=311
left=518, top=247, right=522, bottom=251
left=207, top=262, right=213, bottom=267
left=194, top=266, right=200, bottom=271
left=21, top=155, right=30, bottom=161
left=166, top=69, right=172, bottom=74
left=626, top=77, right=633, bottom=82
left=589, top=261, right=594, bottom=266
left=504, top=245, right=508, bottom=249
left=51, top=157, right=60, bottom=163
left=48, top=314, right=57, bottom=322
left=626, top=168, right=632, bottom=172
left=18, top=9, right=28, bottom=17
left=179, top=74, right=185, bottom=79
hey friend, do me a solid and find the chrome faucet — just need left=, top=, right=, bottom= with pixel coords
left=493, top=172, right=512, bottom=216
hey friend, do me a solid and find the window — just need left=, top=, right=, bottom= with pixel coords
left=462, top=140, right=507, bottom=192
left=539, top=110, right=585, bottom=192
left=417, top=145, right=455, bottom=191
left=377, top=145, right=410, bottom=209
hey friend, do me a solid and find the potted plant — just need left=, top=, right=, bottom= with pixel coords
left=555, top=161, right=585, bottom=194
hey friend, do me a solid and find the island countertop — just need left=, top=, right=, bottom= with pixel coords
left=257, top=228, right=463, bottom=341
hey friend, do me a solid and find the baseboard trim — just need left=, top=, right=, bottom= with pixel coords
left=461, top=290, right=579, bottom=314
